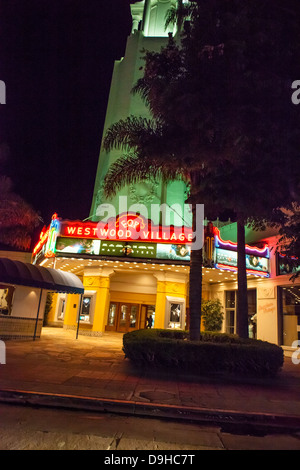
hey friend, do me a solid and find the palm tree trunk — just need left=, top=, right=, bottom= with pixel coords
left=236, top=217, right=249, bottom=338
left=188, top=204, right=202, bottom=341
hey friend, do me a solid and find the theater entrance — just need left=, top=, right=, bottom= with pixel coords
left=106, top=302, right=155, bottom=332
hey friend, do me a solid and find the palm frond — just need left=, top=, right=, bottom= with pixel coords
left=103, top=116, right=161, bottom=153
left=103, top=153, right=185, bottom=198
left=164, top=1, right=192, bottom=32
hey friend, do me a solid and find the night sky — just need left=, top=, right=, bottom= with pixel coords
left=0, top=0, right=132, bottom=228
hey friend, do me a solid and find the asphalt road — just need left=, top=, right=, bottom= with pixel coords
left=0, top=403, right=300, bottom=451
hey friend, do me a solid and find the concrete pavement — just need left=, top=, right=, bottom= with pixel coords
left=1, top=327, right=300, bottom=436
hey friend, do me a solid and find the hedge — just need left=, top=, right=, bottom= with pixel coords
left=123, top=329, right=284, bottom=378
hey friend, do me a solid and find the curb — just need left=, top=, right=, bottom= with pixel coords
left=1, top=388, right=300, bottom=435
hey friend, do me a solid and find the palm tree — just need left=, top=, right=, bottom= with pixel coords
left=103, top=113, right=205, bottom=341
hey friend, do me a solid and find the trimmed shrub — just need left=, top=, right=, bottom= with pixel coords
left=123, top=329, right=284, bottom=378
left=201, top=299, right=224, bottom=331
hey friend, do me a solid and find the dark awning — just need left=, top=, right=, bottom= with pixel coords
left=0, top=258, right=84, bottom=294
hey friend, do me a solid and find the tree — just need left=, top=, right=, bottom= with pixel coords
left=272, top=203, right=300, bottom=280
left=103, top=0, right=300, bottom=339
left=103, top=38, right=206, bottom=341
left=179, top=0, right=300, bottom=336
left=201, top=299, right=224, bottom=332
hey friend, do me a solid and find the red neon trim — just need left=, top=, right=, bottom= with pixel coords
left=216, top=263, right=269, bottom=277
left=214, top=228, right=268, bottom=254
left=32, top=228, right=49, bottom=254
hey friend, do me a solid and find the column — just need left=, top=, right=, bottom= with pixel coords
left=154, top=271, right=188, bottom=329
left=142, top=0, right=151, bottom=35
left=63, top=293, right=81, bottom=328
left=83, top=267, right=114, bottom=336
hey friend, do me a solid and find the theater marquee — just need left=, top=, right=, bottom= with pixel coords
left=32, top=213, right=193, bottom=263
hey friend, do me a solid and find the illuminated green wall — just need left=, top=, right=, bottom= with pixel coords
left=89, top=0, right=191, bottom=227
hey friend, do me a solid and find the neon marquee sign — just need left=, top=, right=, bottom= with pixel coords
left=32, top=214, right=61, bottom=262
left=214, top=228, right=269, bottom=258
left=60, top=213, right=193, bottom=244
left=214, top=228, right=270, bottom=277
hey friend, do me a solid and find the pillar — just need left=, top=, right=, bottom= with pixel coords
left=142, top=0, right=151, bottom=35
left=63, top=293, right=81, bottom=328
left=83, top=267, right=114, bottom=335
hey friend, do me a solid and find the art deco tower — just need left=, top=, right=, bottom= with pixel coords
left=89, top=0, right=191, bottom=227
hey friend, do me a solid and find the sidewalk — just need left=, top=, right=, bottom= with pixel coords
left=1, top=327, right=300, bottom=433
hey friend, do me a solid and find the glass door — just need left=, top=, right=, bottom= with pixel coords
left=118, top=303, right=129, bottom=332
left=106, top=303, right=117, bottom=331
left=106, top=302, right=142, bottom=332
left=279, top=286, right=300, bottom=346
left=113, top=303, right=140, bottom=332
left=225, top=291, right=235, bottom=334
left=128, top=304, right=138, bottom=331
left=225, top=289, right=257, bottom=336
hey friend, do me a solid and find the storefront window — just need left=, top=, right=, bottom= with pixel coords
left=0, top=287, right=14, bottom=315
left=168, top=303, right=182, bottom=329
left=225, top=291, right=235, bottom=334
left=279, top=286, right=300, bottom=346
left=57, top=297, right=66, bottom=321
left=80, top=296, right=92, bottom=323
left=224, top=289, right=257, bottom=337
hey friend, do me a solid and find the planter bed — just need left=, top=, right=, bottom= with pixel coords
left=123, top=329, right=284, bottom=378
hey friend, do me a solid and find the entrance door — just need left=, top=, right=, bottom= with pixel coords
left=279, top=286, right=300, bottom=346
left=106, top=302, right=155, bottom=332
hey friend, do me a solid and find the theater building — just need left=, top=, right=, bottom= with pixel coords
left=32, top=213, right=300, bottom=356
left=31, top=0, right=300, bottom=355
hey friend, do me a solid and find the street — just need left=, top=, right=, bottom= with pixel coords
left=0, top=403, right=300, bottom=451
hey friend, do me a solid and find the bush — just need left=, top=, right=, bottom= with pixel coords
left=201, top=299, right=224, bottom=331
left=123, top=329, right=284, bottom=378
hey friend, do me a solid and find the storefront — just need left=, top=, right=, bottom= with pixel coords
left=27, top=1, right=299, bottom=352
left=32, top=214, right=300, bottom=353
left=0, top=256, right=84, bottom=340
